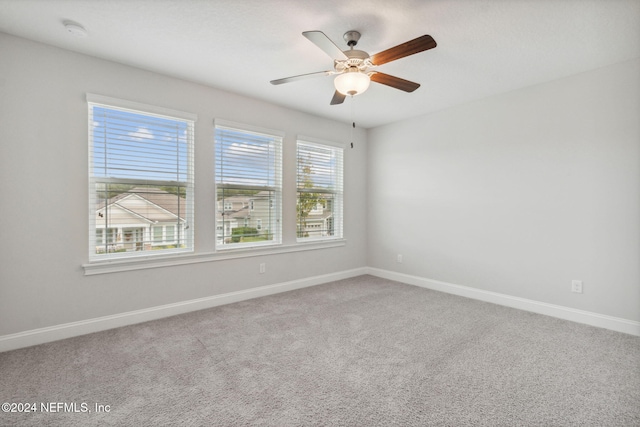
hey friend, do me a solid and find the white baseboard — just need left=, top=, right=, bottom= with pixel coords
left=3, top=266, right=637, bottom=353
left=366, top=267, right=640, bottom=337
left=0, top=267, right=368, bottom=353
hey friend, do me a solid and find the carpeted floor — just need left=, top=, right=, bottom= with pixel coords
left=1, top=275, right=639, bottom=426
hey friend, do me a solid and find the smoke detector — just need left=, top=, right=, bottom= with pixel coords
left=64, top=21, right=87, bottom=38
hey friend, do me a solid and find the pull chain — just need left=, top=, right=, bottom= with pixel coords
left=350, top=95, right=355, bottom=148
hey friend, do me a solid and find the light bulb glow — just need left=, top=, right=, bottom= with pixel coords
left=334, top=70, right=370, bottom=96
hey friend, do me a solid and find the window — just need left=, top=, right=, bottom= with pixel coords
left=296, top=139, right=343, bottom=240
left=153, top=226, right=163, bottom=243
left=96, top=228, right=117, bottom=245
left=166, top=225, right=175, bottom=243
left=88, top=94, right=195, bottom=260
left=215, top=121, right=282, bottom=248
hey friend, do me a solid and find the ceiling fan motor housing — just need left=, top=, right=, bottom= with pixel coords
left=335, top=50, right=371, bottom=73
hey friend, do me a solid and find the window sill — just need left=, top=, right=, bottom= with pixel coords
left=82, top=239, right=346, bottom=276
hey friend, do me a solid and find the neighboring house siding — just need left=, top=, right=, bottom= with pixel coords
left=301, top=209, right=333, bottom=238
left=96, top=188, right=186, bottom=253
left=216, top=191, right=277, bottom=244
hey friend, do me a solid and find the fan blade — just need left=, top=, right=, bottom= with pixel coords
left=330, top=91, right=346, bottom=105
left=270, top=70, right=332, bottom=85
left=370, top=72, right=420, bottom=92
left=303, top=31, right=349, bottom=60
left=370, top=35, right=436, bottom=66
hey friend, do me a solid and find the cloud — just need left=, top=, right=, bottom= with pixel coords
left=127, top=126, right=154, bottom=142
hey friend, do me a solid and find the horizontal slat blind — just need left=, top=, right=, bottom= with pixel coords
left=215, top=124, right=282, bottom=248
left=92, top=107, right=191, bottom=181
left=88, top=101, right=195, bottom=260
left=296, top=141, right=343, bottom=240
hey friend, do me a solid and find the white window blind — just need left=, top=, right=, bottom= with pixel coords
left=296, top=140, right=343, bottom=240
left=88, top=96, right=195, bottom=260
left=215, top=122, right=282, bottom=248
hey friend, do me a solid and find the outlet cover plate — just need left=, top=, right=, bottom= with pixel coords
left=571, top=280, right=583, bottom=293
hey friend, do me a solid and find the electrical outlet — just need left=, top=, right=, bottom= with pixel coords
left=397, top=254, right=403, bottom=263
left=571, top=280, right=583, bottom=293
left=259, top=263, right=266, bottom=274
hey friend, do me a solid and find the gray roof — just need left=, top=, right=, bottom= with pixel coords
left=98, top=187, right=186, bottom=221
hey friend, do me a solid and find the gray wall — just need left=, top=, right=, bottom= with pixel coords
left=2, top=30, right=638, bottom=339
left=367, top=58, right=640, bottom=322
left=0, top=33, right=368, bottom=336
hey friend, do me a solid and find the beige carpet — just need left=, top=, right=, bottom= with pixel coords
left=1, top=275, right=639, bottom=426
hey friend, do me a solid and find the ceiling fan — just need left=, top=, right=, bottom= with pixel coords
left=270, top=30, right=437, bottom=105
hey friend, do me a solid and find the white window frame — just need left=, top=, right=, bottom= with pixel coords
left=214, top=120, right=283, bottom=250
left=87, top=94, right=196, bottom=262
left=296, top=136, right=344, bottom=242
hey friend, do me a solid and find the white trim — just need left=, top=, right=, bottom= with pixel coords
left=297, top=135, right=346, bottom=149
left=87, top=99, right=196, bottom=262
left=366, top=267, right=640, bottom=337
left=296, top=236, right=344, bottom=244
left=0, top=267, right=367, bottom=353
left=86, top=93, right=198, bottom=121
left=214, top=121, right=284, bottom=250
left=214, top=118, right=285, bottom=138
left=3, top=267, right=637, bottom=352
left=83, top=239, right=347, bottom=275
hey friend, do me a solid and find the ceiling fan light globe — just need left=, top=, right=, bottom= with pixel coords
left=334, top=71, right=370, bottom=96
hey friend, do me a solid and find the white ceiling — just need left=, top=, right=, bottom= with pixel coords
left=1, top=0, right=639, bottom=128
